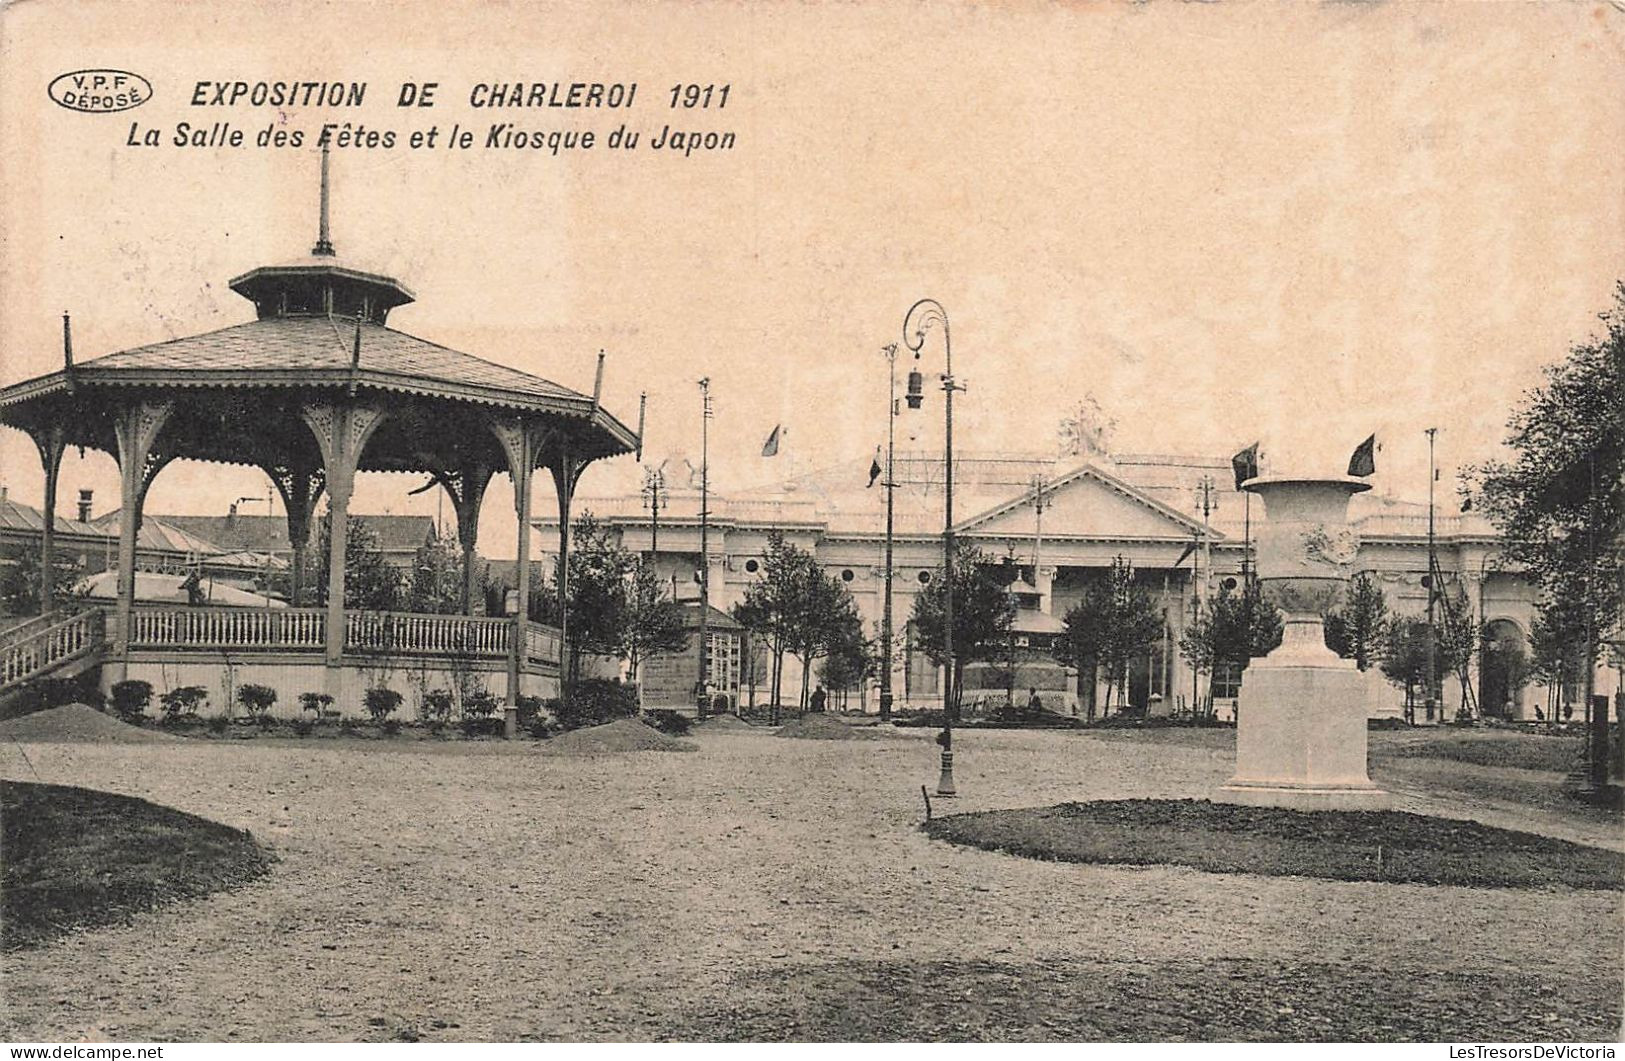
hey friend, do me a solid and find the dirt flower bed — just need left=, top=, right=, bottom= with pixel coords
left=1, top=780, right=272, bottom=951
left=539, top=718, right=696, bottom=754
left=0, top=704, right=180, bottom=745
left=925, top=799, right=1625, bottom=889
left=774, top=714, right=896, bottom=740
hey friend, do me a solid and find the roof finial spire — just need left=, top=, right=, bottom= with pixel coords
left=313, top=143, right=335, bottom=257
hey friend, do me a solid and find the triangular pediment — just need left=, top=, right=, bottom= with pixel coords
left=956, top=462, right=1219, bottom=541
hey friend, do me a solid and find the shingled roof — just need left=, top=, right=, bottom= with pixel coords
left=7, top=316, right=585, bottom=411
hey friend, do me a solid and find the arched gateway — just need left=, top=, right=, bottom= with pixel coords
left=0, top=150, right=640, bottom=714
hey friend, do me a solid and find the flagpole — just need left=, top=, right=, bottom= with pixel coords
left=1243, top=492, right=1252, bottom=585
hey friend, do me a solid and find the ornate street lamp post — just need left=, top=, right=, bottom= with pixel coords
left=904, top=298, right=961, bottom=797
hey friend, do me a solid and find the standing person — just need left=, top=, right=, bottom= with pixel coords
left=1027, top=687, right=1043, bottom=719
left=809, top=684, right=827, bottom=713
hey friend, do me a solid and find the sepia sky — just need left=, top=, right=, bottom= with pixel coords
left=2, top=0, right=1622, bottom=558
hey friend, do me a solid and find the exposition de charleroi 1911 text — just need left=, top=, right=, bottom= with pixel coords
left=127, top=80, right=736, bottom=157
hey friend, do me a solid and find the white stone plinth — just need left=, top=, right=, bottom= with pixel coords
left=1219, top=659, right=1389, bottom=810
left=1216, top=473, right=1389, bottom=811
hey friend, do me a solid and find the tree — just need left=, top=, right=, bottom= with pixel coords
left=909, top=540, right=1016, bottom=718
left=1, top=542, right=44, bottom=616
left=733, top=532, right=822, bottom=715
left=1179, top=581, right=1284, bottom=712
left=0, top=540, right=84, bottom=617
left=559, top=513, right=635, bottom=686
left=408, top=533, right=465, bottom=615
left=783, top=562, right=860, bottom=712
left=619, top=555, right=688, bottom=693
left=1323, top=573, right=1390, bottom=671
left=309, top=515, right=405, bottom=611
left=1529, top=601, right=1588, bottom=720
left=1480, top=624, right=1533, bottom=720
left=1436, top=584, right=1480, bottom=718
left=1059, top=556, right=1164, bottom=718
left=817, top=612, right=875, bottom=709
left=1466, top=284, right=1624, bottom=783
left=1380, top=615, right=1462, bottom=724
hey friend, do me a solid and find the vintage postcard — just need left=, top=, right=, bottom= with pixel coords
left=0, top=0, right=1621, bottom=1049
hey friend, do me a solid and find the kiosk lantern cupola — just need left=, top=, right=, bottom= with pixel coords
left=227, top=144, right=415, bottom=325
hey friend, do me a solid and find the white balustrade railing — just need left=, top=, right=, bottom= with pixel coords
left=523, top=621, right=563, bottom=665
left=344, top=611, right=515, bottom=658
left=99, top=606, right=564, bottom=668
left=1, top=610, right=104, bottom=688
left=128, top=607, right=327, bottom=651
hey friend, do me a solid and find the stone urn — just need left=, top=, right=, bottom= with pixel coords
left=1218, top=476, right=1389, bottom=810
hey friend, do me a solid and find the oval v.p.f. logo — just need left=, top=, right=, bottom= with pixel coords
left=48, top=70, right=152, bottom=113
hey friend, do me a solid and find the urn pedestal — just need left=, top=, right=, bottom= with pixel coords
left=1217, top=476, right=1390, bottom=811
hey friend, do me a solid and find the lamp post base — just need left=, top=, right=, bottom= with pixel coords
left=936, top=748, right=957, bottom=797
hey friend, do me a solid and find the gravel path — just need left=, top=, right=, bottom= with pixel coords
left=1, top=727, right=1619, bottom=1041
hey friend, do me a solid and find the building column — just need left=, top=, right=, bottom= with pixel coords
left=28, top=424, right=68, bottom=615
left=550, top=448, right=581, bottom=689
left=265, top=460, right=324, bottom=607
left=493, top=420, right=544, bottom=705
left=111, top=400, right=175, bottom=682
left=450, top=462, right=494, bottom=617
left=301, top=401, right=387, bottom=695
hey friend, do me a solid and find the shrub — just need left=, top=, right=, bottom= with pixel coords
left=643, top=709, right=692, bottom=737
left=158, top=685, right=208, bottom=722
left=381, top=718, right=403, bottom=737
left=34, top=676, right=98, bottom=712
left=460, top=715, right=503, bottom=738
left=292, top=718, right=315, bottom=737
left=525, top=715, right=554, bottom=739
left=363, top=687, right=402, bottom=723
left=515, top=695, right=545, bottom=727
left=207, top=715, right=230, bottom=735
left=255, top=712, right=277, bottom=731
left=462, top=689, right=499, bottom=719
left=339, top=717, right=361, bottom=733
left=299, top=691, right=335, bottom=717
left=552, top=678, right=639, bottom=731
left=237, top=683, right=277, bottom=719
left=110, top=680, right=153, bottom=725
left=420, top=688, right=455, bottom=725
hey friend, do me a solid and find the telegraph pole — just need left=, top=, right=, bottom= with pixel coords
left=1194, top=473, right=1218, bottom=717
left=1030, top=473, right=1053, bottom=602
left=697, top=378, right=713, bottom=718
left=1425, top=427, right=1439, bottom=724
left=880, top=344, right=899, bottom=721
left=642, top=463, right=666, bottom=557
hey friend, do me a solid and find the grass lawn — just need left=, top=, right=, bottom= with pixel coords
left=1, top=780, right=272, bottom=951
left=925, top=799, right=1625, bottom=889
left=1374, top=731, right=1586, bottom=773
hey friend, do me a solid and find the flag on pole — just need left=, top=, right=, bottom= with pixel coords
left=1174, top=538, right=1198, bottom=569
left=867, top=446, right=883, bottom=488
left=761, top=424, right=781, bottom=458
left=1231, top=442, right=1260, bottom=490
left=1347, top=434, right=1377, bottom=477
